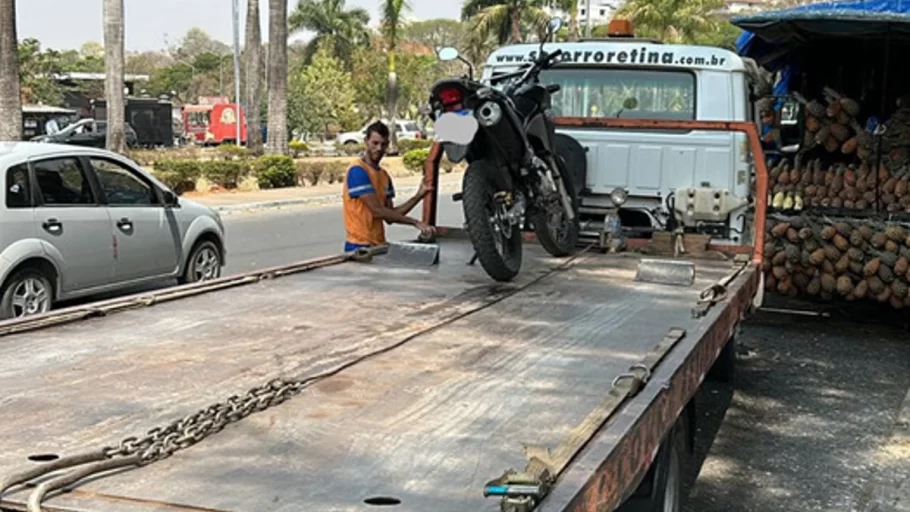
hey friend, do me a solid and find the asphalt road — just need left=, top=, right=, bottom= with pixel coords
left=57, top=195, right=465, bottom=306
left=220, top=194, right=465, bottom=275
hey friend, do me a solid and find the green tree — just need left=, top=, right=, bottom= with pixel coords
left=462, top=0, right=549, bottom=45
left=616, top=0, right=727, bottom=44
left=402, top=19, right=465, bottom=49
left=288, top=0, right=371, bottom=67
left=17, top=39, right=64, bottom=105
left=351, top=41, right=442, bottom=119
left=289, top=44, right=359, bottom=137
left=174, top=28, right=231, bottom=59
left=380, top=0, right=410, bottom=149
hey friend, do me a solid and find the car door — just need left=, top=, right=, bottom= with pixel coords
left=87, top=156, right=181, bottom=282
left=1, top=163, right=37, bottom=252
left=30, top=156, right=114, bottom=293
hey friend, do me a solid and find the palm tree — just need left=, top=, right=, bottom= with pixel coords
left=245, top=0, right=264, bottom=153
left=103, top=0, right=126, bottom=153
left=267, top=0, right=289, bottom=155
left=616, top=0, right=724, bottom=44
left=0, top=0, right=21, bottom=141
left=381, top=0, right=410, bottom=150
left=288, top=0, right=370, bottom=67
left=462, top=0, right=549, bottom=45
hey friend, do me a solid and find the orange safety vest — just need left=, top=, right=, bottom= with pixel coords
left=343, top=158, right=394, bottom=247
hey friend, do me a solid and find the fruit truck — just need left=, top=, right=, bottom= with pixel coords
left=0, top=33, right=774, bottom=512
left=732, top=2, right=910, bottom=309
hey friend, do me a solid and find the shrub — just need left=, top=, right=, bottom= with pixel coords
left=324, top=161, right=348, bottom=184
left=153, top=159, right=203, bottom=194
left=289, top=140, right=310, bottom=158
left=296, top=160, right=326, bottom=186
left=216, top=143, right=250, bottom=160
left=402, top=148, right=430, bottom=174
left=252, top=155, right=297, bottom=189
left=202, top=160, right=247, bottom=189
left=397, top=139, right=433, bottom=152
left=334, top=142, right=361, bottom=156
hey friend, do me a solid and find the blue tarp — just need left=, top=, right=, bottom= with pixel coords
left=731, top=1, right=910, bottom=107
left=733, top=0, right=910, bottom=67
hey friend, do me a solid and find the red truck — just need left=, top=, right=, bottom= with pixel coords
left=0, top=118, right=767, bottom=512
left=182, top=97, right=247, bottom=146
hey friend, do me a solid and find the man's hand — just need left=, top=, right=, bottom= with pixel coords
left=416, top=180, right=434, bottom=199
left=416, top=222, right=437, bottom=239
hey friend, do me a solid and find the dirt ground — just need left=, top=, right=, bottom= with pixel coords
left=683, top=297, right=910, bottom=512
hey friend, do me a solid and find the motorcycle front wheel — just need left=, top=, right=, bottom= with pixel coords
left=530, top=155, right=581, bottom=257
left=462, top=159, right=523, bottom=282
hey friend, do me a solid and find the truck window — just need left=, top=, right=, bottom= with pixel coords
left=541, top=68, right=696, bottom=121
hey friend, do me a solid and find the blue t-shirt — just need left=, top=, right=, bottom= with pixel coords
left=346, top=165, right=395, bottom=200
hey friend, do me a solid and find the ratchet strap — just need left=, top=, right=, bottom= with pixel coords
left=484, top=327, right=687, bottom=512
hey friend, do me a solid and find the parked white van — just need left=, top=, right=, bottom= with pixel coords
left=482, top=39, right=767, bottom=247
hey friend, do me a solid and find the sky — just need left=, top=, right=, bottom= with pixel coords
left=15, top=0, right=462, bottom=52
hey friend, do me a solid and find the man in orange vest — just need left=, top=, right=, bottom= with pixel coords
left=343, top=121, right=437, bottom=252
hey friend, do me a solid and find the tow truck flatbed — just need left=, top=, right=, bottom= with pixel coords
left=0, top=237, right=759, bottom=512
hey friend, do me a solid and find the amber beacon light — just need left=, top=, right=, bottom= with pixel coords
left=607, top=19, right=635, bottom=37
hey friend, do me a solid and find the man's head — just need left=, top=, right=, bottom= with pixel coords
left=364, top=121, right=391, bottom=164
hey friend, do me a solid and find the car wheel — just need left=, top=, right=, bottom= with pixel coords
left=181, top=240, right=223, bottom=284
left=0, top=268, right=53, bottom=320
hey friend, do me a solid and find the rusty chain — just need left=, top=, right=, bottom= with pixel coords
left=104, top=377, right=310, bottom=465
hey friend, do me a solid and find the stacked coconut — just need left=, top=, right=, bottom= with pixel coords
left=797, top=88, right=865, bottom=156
left=768, top=158, right=910, bottom=213
left=763, top=214, right=910, bottom=309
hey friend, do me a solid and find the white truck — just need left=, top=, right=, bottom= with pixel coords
left=482, top=39, right=768, bottom=250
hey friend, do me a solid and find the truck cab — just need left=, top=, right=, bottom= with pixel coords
left=483, top=37, right=766, bottom=248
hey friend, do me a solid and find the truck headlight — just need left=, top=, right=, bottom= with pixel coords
left=610, top=187, right=628, bottom=206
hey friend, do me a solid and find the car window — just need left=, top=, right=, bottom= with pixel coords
left=89, top=157, right=156, bottom=206
left=5, top=164, right=32, bottom=208
left=403, top=122, right=419, bottom=132
left=32, top=157, right=96, bottom=206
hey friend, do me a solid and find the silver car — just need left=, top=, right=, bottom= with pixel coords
left=0, top=142, right=226, bottom=319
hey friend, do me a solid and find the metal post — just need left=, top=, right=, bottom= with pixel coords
left=231, top=0, right=242, bottom=145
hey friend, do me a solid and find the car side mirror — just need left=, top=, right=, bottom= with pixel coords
left=163, top=189, right=180, bottom=206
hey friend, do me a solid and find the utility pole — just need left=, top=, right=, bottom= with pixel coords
left=231, top=0, right=242, bottom=145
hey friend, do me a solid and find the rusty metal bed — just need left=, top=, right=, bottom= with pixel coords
left=0, top=239, right=743, bottom=512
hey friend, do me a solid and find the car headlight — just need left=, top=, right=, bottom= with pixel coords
left=610, top=187, right=628, bottom=207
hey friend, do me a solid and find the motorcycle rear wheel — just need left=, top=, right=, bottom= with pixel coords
left=462, top=159, right=523, bottom=282
left=530, top=155, right=580, bottom=257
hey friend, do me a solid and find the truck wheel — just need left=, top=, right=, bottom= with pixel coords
left=617, top=423, right=687, bottom=512
left=530, top=155, right=580, bottom=257
left=180, top=240, right=223, bottom=284
left=0, top=267, right=53, bottom=320
left=707, top=336, right=736, bottom=383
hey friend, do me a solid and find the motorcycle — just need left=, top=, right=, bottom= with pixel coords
left=428, top=17, right=580, bottom=282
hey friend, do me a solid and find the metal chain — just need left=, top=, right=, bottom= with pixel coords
left=103, top=377, right=309, bottom=465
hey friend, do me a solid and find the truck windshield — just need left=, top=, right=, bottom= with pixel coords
left=540, top=67, right=695, bottom=120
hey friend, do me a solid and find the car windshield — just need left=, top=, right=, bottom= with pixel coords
left=539, top=67, right=696, bottom=120
left=402, top=122, right=419, bottom=132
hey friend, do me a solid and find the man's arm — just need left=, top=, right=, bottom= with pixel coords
left=348, top=166, right=434, bottom=234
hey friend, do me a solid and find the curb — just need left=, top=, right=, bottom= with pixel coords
left=208, top=179, right=464, bottom=214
